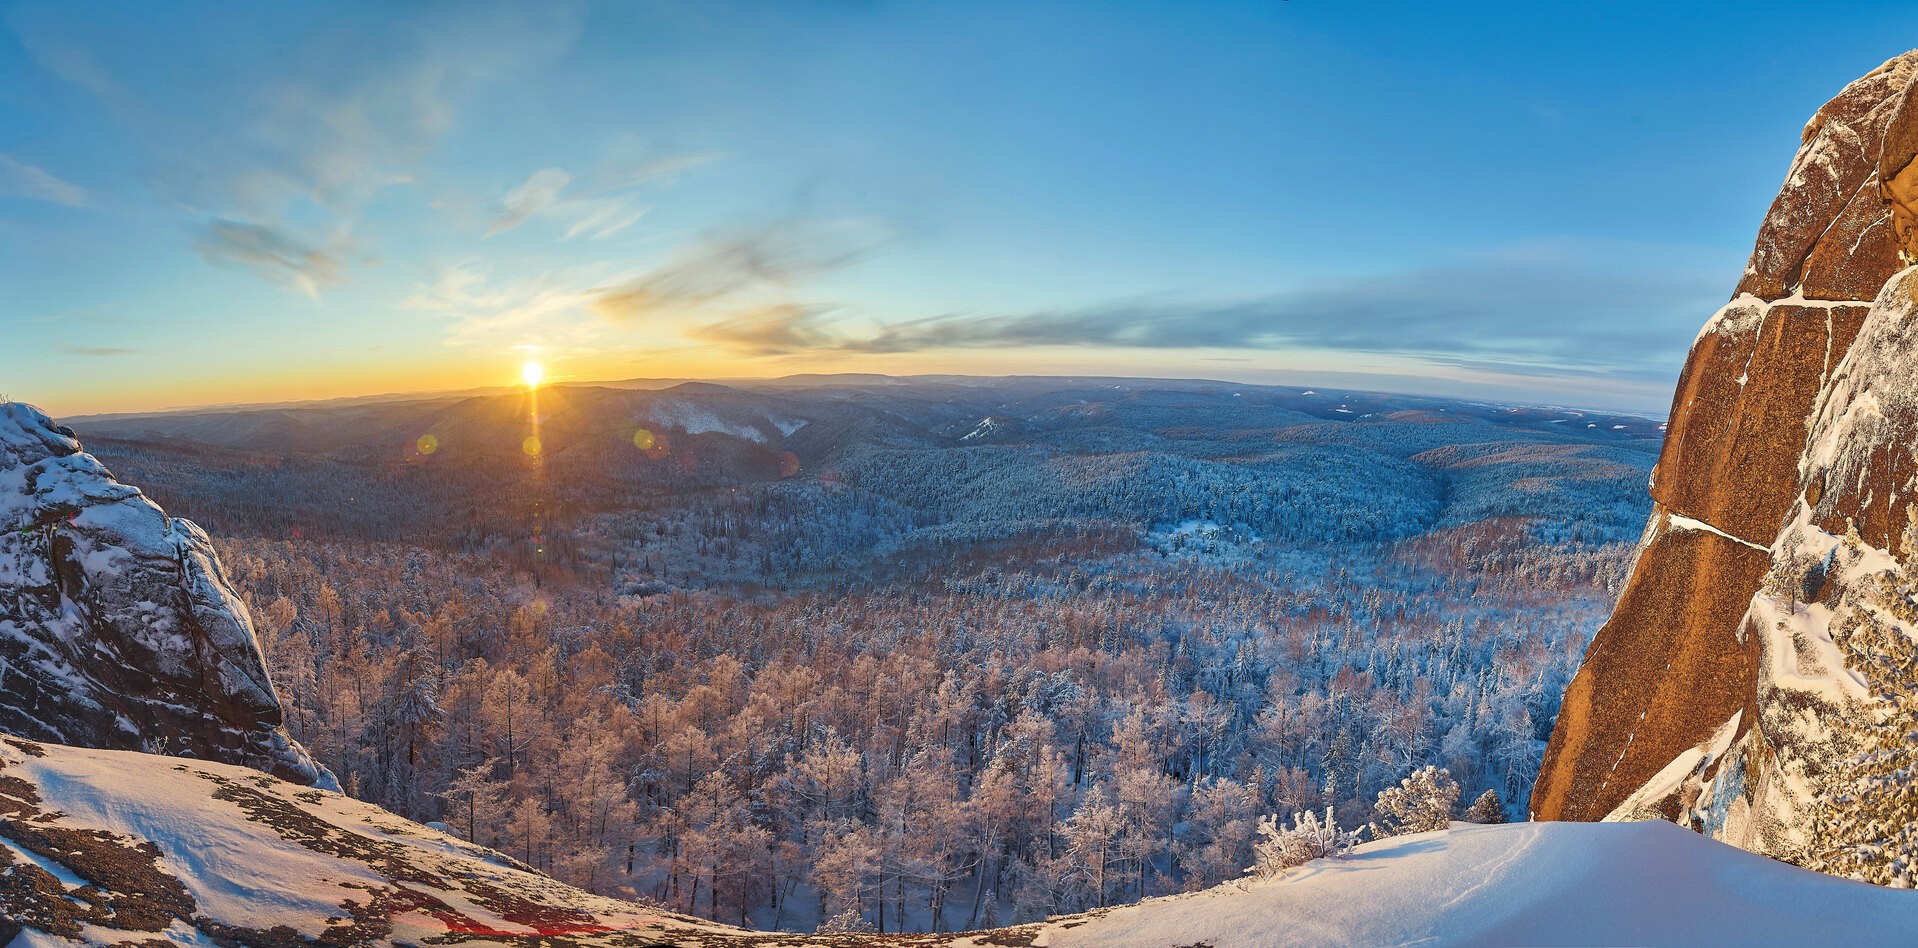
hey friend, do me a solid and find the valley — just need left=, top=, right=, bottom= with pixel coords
left=58, top=377, right=1657, bottom=932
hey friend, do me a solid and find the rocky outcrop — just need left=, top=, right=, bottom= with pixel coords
left=1534, top=51, right=1918, bottom=827
left=0, top=737, right=755, bottom=945
left=1586, top=266, right=1918, bottom=877
left=0, top=402, right=326, bottom=785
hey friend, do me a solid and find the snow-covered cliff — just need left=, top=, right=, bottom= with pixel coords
left=1533, top=52, right=1918, bottom=827
left=1540, top=49, right=1918, bottom=884
left=1606, top=266, right=1918, bottom=882
left=0, top=402, right=324, bottom=785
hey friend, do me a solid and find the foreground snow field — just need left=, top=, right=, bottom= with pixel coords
left=7, top=734, right=1917, bottom=946
left=1029, top=819, right=1918, bottom=947
left=0, top=736, right=747, bottom=946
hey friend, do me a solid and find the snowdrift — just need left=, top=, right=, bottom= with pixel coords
left=1025, top=820, right=1918, bottom=947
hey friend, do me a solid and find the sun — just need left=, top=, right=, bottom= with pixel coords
left=520, top=360, right=544, bottom=388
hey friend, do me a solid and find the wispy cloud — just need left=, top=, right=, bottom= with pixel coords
left=680, top=241, right=1725, bottom=383
left=488, top=168, right=571, bottom=236
left=401, top=213, right=884, bottom=353
left=685, top=304, right=837, bottom=355
left=13, top=3, right=582, bottom=293
left=10, top=34, right=131, bottom=113
left=482, top=154, right=716, bottom=241
left=61, top=345, right=139, bottom=357
left=606, top=153, right=715, bottom=187
left=561, top=199, right=649, bottom=241
left=0, top=154, right=89, bottom=206
left=484, top=166, right=649, bottom=241
left=591, top=217, right=887, bottom=322
left=169, top=9, right=578, bottom=220
left=403, top=262, right=608, bottom=347
left=191, top=219, right=345, bottom=298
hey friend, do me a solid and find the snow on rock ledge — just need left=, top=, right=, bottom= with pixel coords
left=0, top=402, right=326, bottom=785
left=1641, top=265, right=1918, bottom=881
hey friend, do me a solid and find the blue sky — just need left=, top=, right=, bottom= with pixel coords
left=6, top=0, right=1918, bottom=415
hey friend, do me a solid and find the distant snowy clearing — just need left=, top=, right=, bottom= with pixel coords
left=1023, top=821, right=1918, bottom=947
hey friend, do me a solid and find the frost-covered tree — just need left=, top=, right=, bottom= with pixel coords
left=815, top=908, right=874, bottom=935
left=1061, top=784, right=1125, bottom=908
left=811, top=820, right=882, bottom=925
left=1463, top=788, right=1506, bottom=824
left=437, top=760, right=510, bottom=847
left=1247, top=807, right=1361, bottom=879
left=1373, top=765, right=1459, bottom=836
left=1175, top=777, right=1259, bottom=890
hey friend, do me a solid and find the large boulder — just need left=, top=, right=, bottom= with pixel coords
left=1534, top=51, right=1918, bottom=826
left=0, top=402, right=326, bottom=785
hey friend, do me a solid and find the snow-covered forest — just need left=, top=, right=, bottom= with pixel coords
left=75, top=378, right=1659, bottom=933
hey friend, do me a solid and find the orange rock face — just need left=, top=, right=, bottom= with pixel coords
left=1534, top=51, right=1918, bottom=822
left=1533, top=521, right=1769, bottom=823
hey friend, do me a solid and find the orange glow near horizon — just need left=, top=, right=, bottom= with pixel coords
left=20, top=342, right=1676, bottom=423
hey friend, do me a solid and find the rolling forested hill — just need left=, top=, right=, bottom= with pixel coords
left=62, top=375, right=1659, bottom=933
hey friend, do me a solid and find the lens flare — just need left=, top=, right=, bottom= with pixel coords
left=633, top=428, right=655, bottom=450
left=416, top=434, right=438, bottom=455
left=521, top=360, right=544, bottom=387
left=522, top=435, right=542, bottom=456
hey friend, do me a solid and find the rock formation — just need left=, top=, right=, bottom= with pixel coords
left=1536, top=50, right=1918, bottom=879
left=0, top=402, right=327, bottom=785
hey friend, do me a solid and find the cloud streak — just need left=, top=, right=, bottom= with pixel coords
left=482, top=154, right=717, bottom=241
left=682, top=246, right=1725, bottom=383
left=60, top=345, right=139, bottom=357
left=484, top=166, right=650, bottom=241
left=14, top=3, right=581, bottom=293
left=488, top=168, right=572, bottom=236
left=685, top=304, right=838, bottom=354
left=191, top=219, right=345, bottom=298
left=0, top=154, right=90, bottom=206
left=402, top=214, right=886, bottom=353
left=403, top=262, right=611, bottom=349
left=591, top=217, right=887, bottom=322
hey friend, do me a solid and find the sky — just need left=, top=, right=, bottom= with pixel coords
left=7, top=1, right=1918, bottom=417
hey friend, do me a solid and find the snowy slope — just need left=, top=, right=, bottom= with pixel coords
left=7, top=730, right=1916, bottom=947
left=0, top=736, right=747, bottom=946
left=1023, top=821, right=1918, bottom=947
